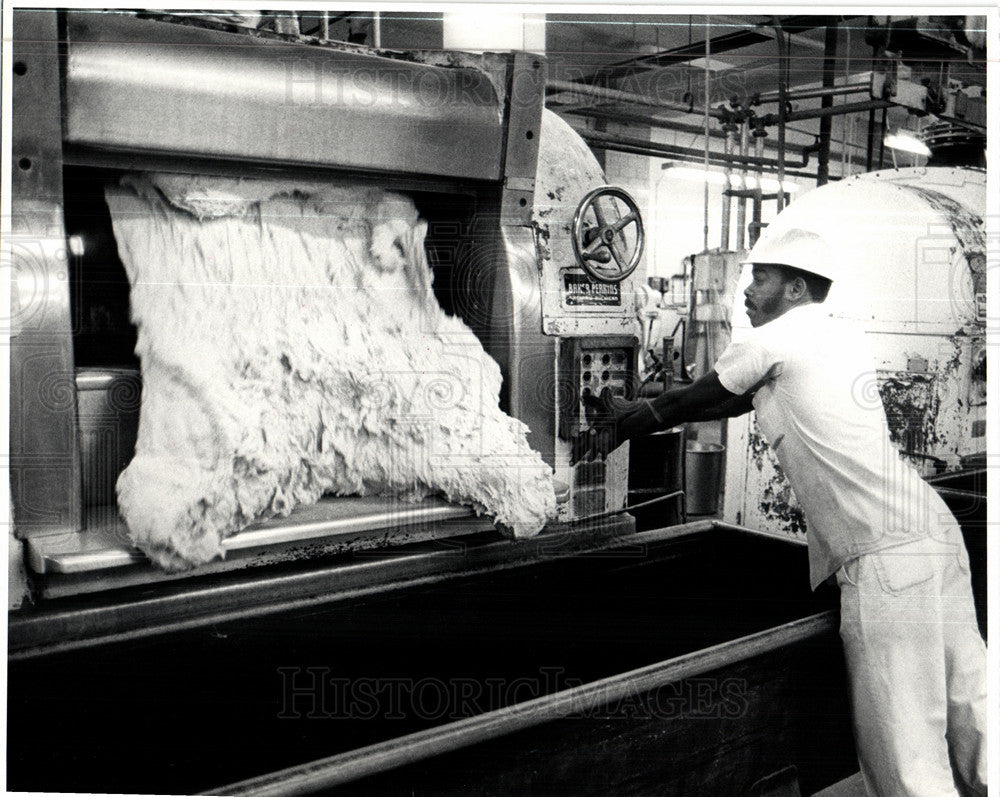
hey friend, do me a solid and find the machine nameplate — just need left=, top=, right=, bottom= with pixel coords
left=563, top=273, right=621, bottom=306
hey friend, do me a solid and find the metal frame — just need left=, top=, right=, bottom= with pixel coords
left=64, top=11, right=506, bottom=181
left=10, top=10, right=83, bottom=541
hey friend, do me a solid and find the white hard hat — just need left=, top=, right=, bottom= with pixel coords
left=743, top=228, right=837, bottom=282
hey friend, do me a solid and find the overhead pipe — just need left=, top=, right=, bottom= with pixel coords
left=752, top=100, right=893, bottom=127
left=577, top=128, right=820, bottom=170
left=783, top=98, right=892, bottom=123
left=579, top=136, right=821, bottom=181
left=550, top=86, right=891, bottom=141
left=816, top=21, right=838, bottom=186
left=754, top=83, right=868, bottom=104
left=560, top=106, right=814, bottom=155
left=546, top=78, right=727, bottom=119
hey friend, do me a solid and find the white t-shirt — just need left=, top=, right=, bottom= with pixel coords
left=714, top=302, right=957, bottom=589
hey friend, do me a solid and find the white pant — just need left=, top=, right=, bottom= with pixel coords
left=836, top=529, right=987, bottom=797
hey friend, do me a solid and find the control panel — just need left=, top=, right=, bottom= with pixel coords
left=559, top=336, right=637, bottom=437
left=556, top=336, right=636, bottom=520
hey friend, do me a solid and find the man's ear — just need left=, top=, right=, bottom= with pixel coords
left=784, top=276, right=808, bottom=301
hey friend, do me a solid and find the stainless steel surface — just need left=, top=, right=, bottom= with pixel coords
left=490, top=225, right=558, bottom=467
left=500, top=52, right=545, bottom=225
left=65, top=12, right=505, bottom=181
left=27, top=495, right=477, bottom=575
left=76, top=368, right=141, bottom=510
left=10, top=10, right=83, bottom=540
left=11, top=516, right=640, bottom=658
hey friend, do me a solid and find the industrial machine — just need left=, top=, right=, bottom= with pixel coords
left=9, top=10, right=651, bottom=606
left=6, top=11, right=925, bottom=796
left=724, top=166, right=987, bottom=540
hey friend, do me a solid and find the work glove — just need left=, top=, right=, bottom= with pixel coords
left=571, top=389, right=661, bottom=464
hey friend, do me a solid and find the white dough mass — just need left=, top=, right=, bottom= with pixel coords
left=105, top=175, right=556, bottom=570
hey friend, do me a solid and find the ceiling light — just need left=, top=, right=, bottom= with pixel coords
left=685, top=57, right=736, bottom=72
left=883, top=132, right=931, bottom=157
left=665, top=166, right=728, bottom=185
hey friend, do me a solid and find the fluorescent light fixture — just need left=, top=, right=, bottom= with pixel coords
left=728, top=174, right=798, bottom=193
left=666, top=166, right=798, bottom=193
left=685, top=57, right=736, bottom=72
left=883, top=132, right=931, bottom=157
left=666, top=166, right=728, bottom=185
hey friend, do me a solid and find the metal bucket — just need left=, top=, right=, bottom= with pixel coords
left=627, top=427, right=685, bottom=530
left=686, top=442, right=725, bottom=515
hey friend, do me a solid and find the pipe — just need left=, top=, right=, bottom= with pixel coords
left=581, top=138, right=821, bottom=181
left=841, top=24, right=852, bottom=174
left=877, top=106, right=887, bottom=169
left=865, top=107, right=877, bottom=171
left=774, top=22, right=788, bottom=212
left=547, top=78, right=726, bottom=119
left=577, top=133, right=823, bottom=180
left=783, top=99, right=893, bottom=123
left=559, top=107, right=814, bottom=155
left=735, top=120, right=748, bottom=250
left=816, top=22, right=838, bottom=186
left=577, top=128, right=817, bottom=170
left=703, top=16, right=711, bottom=252
left=751, top=128, right=765, bottom=246
left=755, top=82, right=869, bottom=104
left=864, top=53, right=879, bottom=172
left=209, top=609, right=836, bottom=795
left=720, top=124, right=736, bottom=250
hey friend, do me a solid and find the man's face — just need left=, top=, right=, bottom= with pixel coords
left=744, top=264, right=790, bottom=327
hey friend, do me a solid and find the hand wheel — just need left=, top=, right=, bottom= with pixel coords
left=571, top=186, right=645, bottom=284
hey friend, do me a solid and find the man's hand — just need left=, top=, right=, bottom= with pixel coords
left=571, top=389, right=661, bottom=463
left=568, top=371, right=753, bottom=465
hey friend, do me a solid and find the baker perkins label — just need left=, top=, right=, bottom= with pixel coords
left=564, top=273, right=622, bottom=306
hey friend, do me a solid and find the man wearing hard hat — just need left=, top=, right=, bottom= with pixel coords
left=579, top=227, right=986, bottom=796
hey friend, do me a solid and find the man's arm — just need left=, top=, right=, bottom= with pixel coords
left=575, top=371, right=753, bottom=462
left=619, top=371, right=751, bottom=438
